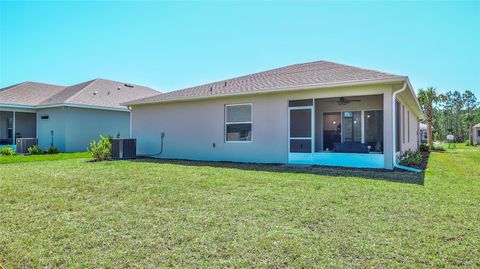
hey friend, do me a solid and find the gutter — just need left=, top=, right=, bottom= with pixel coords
left=392, top=82, right=422, bottom=173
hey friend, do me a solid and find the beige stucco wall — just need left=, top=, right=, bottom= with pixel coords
left=131, top=83, right=417, bottom=169
left=397, top=94, right=420, bottom=153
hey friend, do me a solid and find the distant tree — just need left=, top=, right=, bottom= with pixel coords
left=452, top=91, right=465, bottom=141
left=418, top=87, right=444, bottom=146
left=463, top=90, right=478, bottom=144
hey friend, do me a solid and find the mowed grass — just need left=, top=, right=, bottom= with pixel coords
left=0, top=152, right=90, bottom=164
left=1, top=148, right=479, bottom=268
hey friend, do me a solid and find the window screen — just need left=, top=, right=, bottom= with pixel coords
left=365, top=110, right=383, bottom=153
left=342, top=111, right=361, bottom=143
left=225, top=104, right=252, bottom=142
left=290, top=109, right=311, bottom=138
left=226, top=105, right=251, bottom=122
left=289, top=99, right=313, bottom=107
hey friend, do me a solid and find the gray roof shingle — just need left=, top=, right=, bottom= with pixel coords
left=1, top=79, right=159, bottom=109
left=0, top=82, right=65, bottom=106
left=39, top=78, right=159, bottom=109
left=124, top=61, right=405, bottom=106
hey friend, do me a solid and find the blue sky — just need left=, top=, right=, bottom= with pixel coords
left=1, top=1, right=479, bottom=96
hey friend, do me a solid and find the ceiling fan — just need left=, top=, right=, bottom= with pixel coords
left=326, top=97, right=361, bottom=105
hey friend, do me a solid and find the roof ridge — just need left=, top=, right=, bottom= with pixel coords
left=62, top=78, right=98, bottom=104
left=319, top=60, right=402, bottom=77
left=0, top=81, right=29, bottom=92
left=93, top=77, right=158, bottom=91
left=156, top=60, right=400, bottom=96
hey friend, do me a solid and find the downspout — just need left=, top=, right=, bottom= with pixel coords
left=392, top=82, right=422, bottom=173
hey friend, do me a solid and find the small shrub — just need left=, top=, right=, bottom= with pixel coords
left=1, top=146, right=16, bottom=156
left=399, top=149, right=422, bottom=167
left=27, top=145, right=44, bottom=155
left=47, top=146, right=60, bottom=154
left=419, top=144, right=430, bottom=152
left=88, top=135, right=112, bottom=161
left=465, top=141, right=471, bottom=146
left=432, top=142, right=446, bottom=152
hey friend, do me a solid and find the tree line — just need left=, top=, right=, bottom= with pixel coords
left=418, top=88, right=479, bottom=145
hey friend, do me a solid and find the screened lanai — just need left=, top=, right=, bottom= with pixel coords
left=288, top=94, right=386, bottom=168
left=0, top=110, right=37, bottom=147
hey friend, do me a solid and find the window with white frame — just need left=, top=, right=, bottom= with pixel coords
left=225, top=104, right=252, bottom=142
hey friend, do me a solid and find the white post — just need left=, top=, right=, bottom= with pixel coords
left=129, top=108, right=132, bottom=138
left=311, top=103, right=315, bottom=153
left=12, top=111, right=16, bottom=145
left=361, top=110, right=365, bottom=144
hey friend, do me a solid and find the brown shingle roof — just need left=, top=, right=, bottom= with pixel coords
left=124, top=61, right=405, bottom=106
left=1, top=79, right=159, bottom=109
left=0, top=82, right=65, bottom=106
left=39, top=78, right=159, bottom=109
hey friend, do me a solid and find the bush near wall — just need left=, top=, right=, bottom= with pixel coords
left=87, top=135, right=112, bottom=161
left=0, top=146, right=15, bottom=156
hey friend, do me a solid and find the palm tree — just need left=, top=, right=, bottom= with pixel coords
left=417, top=87, right=444, bottom=146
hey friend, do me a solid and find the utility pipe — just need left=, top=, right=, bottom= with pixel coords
left=392, top=82, right=423, bottom=173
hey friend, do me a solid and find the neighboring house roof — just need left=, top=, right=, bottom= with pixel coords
left=0, top=78, right=159, bottom=110
left=0, top=82, right=65, bottom=106
left=38, top=78, right=159, bottom=109
left=473, top=123, right=480, bottom=129
left=124, top=60, right=406, bottom=106
left=419, top=123, right=428, bottom=130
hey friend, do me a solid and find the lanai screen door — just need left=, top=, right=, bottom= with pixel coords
left=288, top=104, right=313, bottom=153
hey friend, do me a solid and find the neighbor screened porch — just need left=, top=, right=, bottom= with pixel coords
left=0, top=110, right=37, bottom=148
left=288, top=94, right=386, bottom=168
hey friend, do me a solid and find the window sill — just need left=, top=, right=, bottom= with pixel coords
left=225, top=141, right=253, bottom=144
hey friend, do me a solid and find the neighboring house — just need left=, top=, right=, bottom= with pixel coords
left=474, top=123, right=480, bottom=145
left=419, top=123, right=433, bottom=144
left=0, top=79, right=158, bottom=152
left=124, top=61, right=424, bottom=170
left=420, top=123, right=427, bottom=143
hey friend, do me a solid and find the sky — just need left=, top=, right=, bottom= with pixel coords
left=1, top=1, right=479, bottom=96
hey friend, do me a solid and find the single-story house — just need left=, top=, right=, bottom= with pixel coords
left=0, top=78, right=158, bottom=152
left=474, top=123, right=480, bottom=145
left=124, top=61, right=424, bottom=170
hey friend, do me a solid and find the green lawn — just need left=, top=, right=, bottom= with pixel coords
left=0, top=152, right=90, bottom=164
left=1, top=148, right=479, bottom=268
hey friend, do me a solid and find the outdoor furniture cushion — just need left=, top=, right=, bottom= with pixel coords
left=334, top=142, right=369, bottom=153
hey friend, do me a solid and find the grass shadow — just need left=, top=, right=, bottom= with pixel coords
left=131, top=158, right=425, bottom=186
